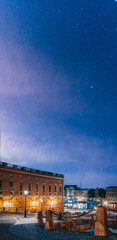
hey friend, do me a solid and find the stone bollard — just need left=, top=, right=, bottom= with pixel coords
left=58, top=212, right=63, bottom=220
left=94, top=206, right=109, bottom=236
left=37, top=211, right=43, bottom=226
left=45, top=210, right=54, bottom=230
left=65, top=212, right=70, bottom=222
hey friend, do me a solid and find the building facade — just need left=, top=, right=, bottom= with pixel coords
left=0, top=161, right=64, bottom=213
left=106, top=186, right=117, bottom=201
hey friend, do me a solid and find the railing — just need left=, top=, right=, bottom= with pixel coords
left=0, top=161, right=64, bottom=178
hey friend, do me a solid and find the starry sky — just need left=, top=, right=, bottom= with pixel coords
left=0, top=0, right=117, bottom=188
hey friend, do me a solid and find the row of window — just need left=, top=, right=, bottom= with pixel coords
left=0, top=180, right=62, bottom=193
left=0, top=173, right=62, bottom=183
left=0, top=191, right=62, bottom=196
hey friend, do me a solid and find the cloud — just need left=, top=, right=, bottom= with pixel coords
left=0, top=43, right=85, bottom=115
left=1, top=128, right=117, bottom=186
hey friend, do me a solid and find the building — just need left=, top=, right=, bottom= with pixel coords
left=0, top=161, right=64, bottom=213
left=64, top=185, right=81, bottom=199
left=106, top=186, right=117, bottom=201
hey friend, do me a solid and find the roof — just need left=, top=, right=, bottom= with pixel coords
left=64, top=185, right=81, bottom=190
left=0, top=161, right=64, bottom=179
left=106, top=186, right=117, bottom=189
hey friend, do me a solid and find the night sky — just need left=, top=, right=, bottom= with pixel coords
left=0, top=0, right=117, bottom=188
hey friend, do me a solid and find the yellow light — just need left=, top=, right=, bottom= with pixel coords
left=4, top=201, right=10, bottom=207
left=103, top=201, right=108, bottom=206
left=32, top=201, right=38, bottom=206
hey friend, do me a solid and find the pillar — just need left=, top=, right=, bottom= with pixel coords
left=45, top=210, right=54, bottom=230
left=94, top=206, right=109, bottom=236
left=37, top=211, right=43, bottom=226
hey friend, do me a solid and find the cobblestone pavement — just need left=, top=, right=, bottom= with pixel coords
left=0, top=213, right=117, bottom=240
left=0, top=213, right=34, bottom=240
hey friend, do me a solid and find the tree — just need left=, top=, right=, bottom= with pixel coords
left=88, top=189, right=95, bottom=200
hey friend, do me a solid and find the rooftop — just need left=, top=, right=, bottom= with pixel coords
left=0, top=161, right=64, bottom=179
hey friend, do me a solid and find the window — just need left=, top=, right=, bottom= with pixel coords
left=10, top=192, right=13, bottom=195
left=0, top=191, right=2, bottom=195
left=28, top=176, right=31, bottom=180
left=20, top=175, right=22, bottom=178
left=10, top=173, right=13, bottom=177
left=49, top=185, right=51, bottom=192
left=55, top=180, right=57, bottom=183
left=0, top=180, right=2, bottom=190
left=54, top=185, right=56, bottom=192
left=36, top=192, right=38, bottom=195
left=28, top=183, right=31, bottom=191
left=49, top=179, right=51, bottom=182
left=10, top=181, right=13, bottom=190
left=59, top=186, right=62, bottom=193
left=43, top=185, right=45, bottom=192
left=20, top=192, right=22, bottom=195
left=36, top=184, right=38, bottom=192
left=43, top=178, right=45, bottom=182
left=0, top=172, right=2, bottom=176
left=59, top=180, right=62, bottom=183
left=36, top=177, right=38, bottom=181
left=19, top=182, right=23, bottom=191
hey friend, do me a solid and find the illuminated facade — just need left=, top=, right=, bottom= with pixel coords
left=0, top=161, right=64, bottom=213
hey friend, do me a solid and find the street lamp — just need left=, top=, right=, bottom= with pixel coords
left=51, top=200, right=53, bottom=210
left=24, top=190, right=28, bottom=218
left=40, top=198, right=43, bottom=211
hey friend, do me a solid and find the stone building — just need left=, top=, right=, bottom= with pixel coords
left=106, top=186, right=117, bottom=201
left=0, top=161, right=64, bottom=213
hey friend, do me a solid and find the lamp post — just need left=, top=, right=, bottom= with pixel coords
left=40, top=198, right=43, bottom=211
left=24, top=190, right=28, bottom=218
left=51, top=200, right=53, bottom=210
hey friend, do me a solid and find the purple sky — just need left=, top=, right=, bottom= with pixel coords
left=0, top=0, right=117, bottom=188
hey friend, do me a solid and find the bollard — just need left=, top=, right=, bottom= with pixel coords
left=45, top=210, right=54, bottom=230
left=94, top=206, right=109, bottom=236
left=58, top=212, right=63, bottom=220
left=65, top=212, right=70, bottom=222
left=37, top=211, right=43, bottom=226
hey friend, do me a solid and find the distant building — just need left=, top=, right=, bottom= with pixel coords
left=64, top=185, right=81, bottom=198
left=64, top=185, right=88, bottom=200
left=0, top=161, right=64, bottom=213
left=106, top=186, right=117, bottom=201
